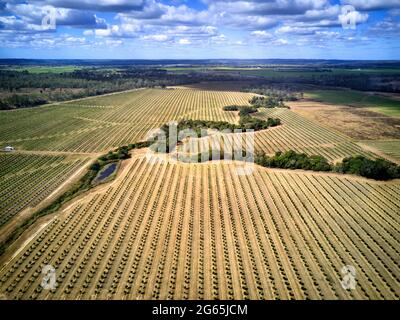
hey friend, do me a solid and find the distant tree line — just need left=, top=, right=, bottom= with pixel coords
left=0, top=67, right=241, bottom=110
left=246, top=87, right=300, bottom=102
left=0, top=95, right=47, bottom=109
left=254, top=73, right=400, bottom=93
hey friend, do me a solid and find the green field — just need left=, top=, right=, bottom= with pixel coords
left=305, top=90, right=400, bottom=117
left=358, top=140, right=400, bottom=162
left=165, top=67, right=400, bottom=77
left=1, top=66, right=81, bottom=74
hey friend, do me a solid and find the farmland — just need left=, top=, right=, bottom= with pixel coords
left=304, top=90, right=400, bottom=117
left=184, top=107, right=374, bottom=162
left=358, top=140, right=400, bottom=162
left=0, top=153, right=89, bottom=228
left=0, top=66, right=81, bottom=74
left=0, top=83, right=399, bottom=301
left=0, top=152, right=398, bottom=300
left=0, top=89, right=252, bottom=153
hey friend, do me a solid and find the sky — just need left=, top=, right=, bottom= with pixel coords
left=0, top=0, right=399, bottom=60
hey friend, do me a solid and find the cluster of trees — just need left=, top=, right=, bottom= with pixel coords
left=334, top=155, right=400, bottom=180
left=246, top=87, right=300, bottom=102
left=152, top=116, right=281, bottom=153
left=91, top=147, right=131, bottom=171
left=91, top=141, right=154, bottom=171
left=222, top=105, right=258, bottom=115
left=239, top=116, right=281, bottom=130
left=255, top=151, right=400, bottom=180
left=255, top=150, right=332, bottom=172
left=222, top=105, right=240, bottom=111
left=249, top=95, right=289, bottom=108
left=238, top=106, right=258, bottom=116
left=176, top=117, right=280, bottom=133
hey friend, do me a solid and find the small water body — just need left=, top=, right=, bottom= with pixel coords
left=97, top=163, right=117, bottom=182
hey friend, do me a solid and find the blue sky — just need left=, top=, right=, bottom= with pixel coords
left=0, top=0, right=399, bottom=60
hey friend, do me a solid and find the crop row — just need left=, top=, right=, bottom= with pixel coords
left=0, top=89, right=253, bottom=153
left=1, top=155, right=398, bottom=299
left=0, top=156, right=89, bottom=228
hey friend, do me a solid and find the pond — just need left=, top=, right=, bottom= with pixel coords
left=96, top=162, right=118, bottom=182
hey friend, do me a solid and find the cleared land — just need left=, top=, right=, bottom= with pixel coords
left=0, top=153, right=398, bottom=300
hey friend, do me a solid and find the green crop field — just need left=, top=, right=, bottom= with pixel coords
left=165, top=67, right=400, bottom=78
left=304, top=90, right=400, bottom=117
left=0, top=66, right=81, bottom=74
left=358, top=140, right=400, bottom=162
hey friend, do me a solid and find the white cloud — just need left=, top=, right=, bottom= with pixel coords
left=210, top=34, right=227, bottom=43
left=15, top=0, right=145, bottom=12
left=4, top=3, right=107, bottom=29
left=341, top=0, right=400, bottom=10
left=276, top=25, right=319, bottom=35
left=369, top=17, right=400, bottom=36
left=105, top=39, right=123, bottom=46
left=0, top=0, right=398, bottom=55
left=141, top=34, right=169, bottom=41
left=251, top=30, right=272, bottom=38
left=207, top=0, right=329, bottom=16
left=178, top=38, right=191, bottom=44
left=85, top=23, right=141, bottom=37
left=274, top=38, right=289, bottom=45
left=338, top=9, right=369, bottom=26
